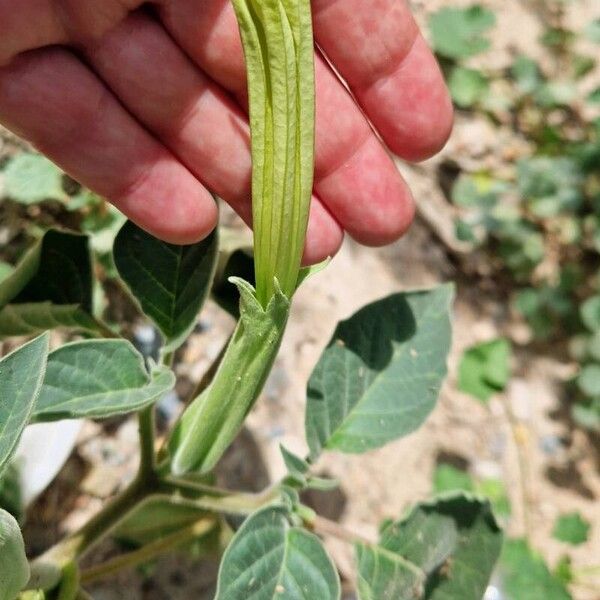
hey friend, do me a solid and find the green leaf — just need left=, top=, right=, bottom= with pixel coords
left=451, top=173, right=505, bottom=209
left=0, top=508, right=30, bottom=598
left=232, top=0, right=315, bottom=306
left=0, top=463, right=23, bottom=523
left=477, top=478, right=511, bottom=519
left=380, top=493, right=503, bottom=600
left=215, top=505, right=340, bottom=600
left=448, top=67, right=489, bottom=108
left=511, top=56, right=544, bottom=94
left=458, top=338, right=511, bottom=403
left=581, top=296, right=600, bottom=331
left=32, top=340, right=175, bottom=422
left=433, top=465, right=510, bottom=519
left=588, top=87, right=600, bottom=105
left=500, top=539, right=571, bottom=600
left=0, top=334, right=49, bottom=476
left=552, top=512, right=590, bottom=545
left=572, top=400, right=600, bottom=431
left=429, top=6, right=496, bottom=60
left=0, top=263, right=12, bottom=284
left=115, top=497, right=219, bottom=550
left=433, top=464, right=474, bottom=494
left=306, top=286, right=453, bottom=458
left=114, top=221, right=218, bottom=352
left=0, top=230, right=102, bottom=338
left=2, top=153, right=64, bottom=205
left=535, top=82, right=578, bottom=108
left=577, top=364, right=600, bottom=397
left=280, top=445, right=309, bottom=477
left=213, top=248, right=255, bottom=319
left=585, top=19, right=600, bottom=43
left=517, top=157, right=583, bottom=218
left=0, top=303, right=99, bottom=338
left=171, top=278, right=290, bottom=475
left=355, top=543, right=425, bottom=600
left=572, top=55, right=595, bottom=79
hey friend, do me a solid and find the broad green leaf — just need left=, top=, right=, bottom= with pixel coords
left=355, top=543, right=425, bottom=600
left=305, top=285, right=453, bottom=458
left=0, top=230, right=102, bottom=338
left=0, top=334, right=49, bottom=476
left=448, top=67, right=489, bottom=108
left=0, top=463, right=23, bottom=523
left=576, top=364, right=600, bottom=397
left=0, top=303, right=99, bottom=338
left=232, top=0, right=315, bottom=306
left=171, top=278, right=289, bottom=475
left=114, top=221, right=218, bottom=351
left=458, top=338, right=511, bottom=403
left=114, top=497, right=221, bottom=553
left=581, top=295, right=600, bottom=331
left=380, top=494, right=503, bottom=600
left=2, top=153, right=63, bottom=205
left=215, top=505, right=340, bottom=600
left=552, top=512, right=590, bottom=545
left=32, top=340, right=175, bottom=422
left=500, top=539, right=571, bottom=600
left=429, top=6, right=496, bottom=60
left=0, top=508, right=30, bottom=599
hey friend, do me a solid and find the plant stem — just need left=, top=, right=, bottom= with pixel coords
left=159, top=478, right=279, bottom=515
left=30, top=477, right=149, bottom=589
left=80, top=517, right=216, bottom=586
left=500, top=394, right=533, bottom=538
left=137, top=406, right=157, bottom=481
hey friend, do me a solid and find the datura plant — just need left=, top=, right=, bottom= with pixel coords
left=0, top=1, right=503, bottom=599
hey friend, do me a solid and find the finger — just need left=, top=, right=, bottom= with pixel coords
left=0, top=48, right=217, bottom=243
left=84, top=12, right=343, bottom=262
left=159, top=0, right=414, bottom=245
left=0, top=0, right=145, bottom=66
left=312, top=0, right=453, bottom=161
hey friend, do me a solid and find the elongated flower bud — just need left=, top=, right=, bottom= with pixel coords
left=234, top=0, right=315, bottom=306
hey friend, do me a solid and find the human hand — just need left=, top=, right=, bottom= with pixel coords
left=0, top=0, right=452, bottom=264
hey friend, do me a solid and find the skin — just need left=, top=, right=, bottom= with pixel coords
left=0, top=0, right=453, bottom=264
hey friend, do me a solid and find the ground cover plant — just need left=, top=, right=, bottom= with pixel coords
left=0, top=1, right=505, bottom=599
left=430, top=1, right=600, bottom=430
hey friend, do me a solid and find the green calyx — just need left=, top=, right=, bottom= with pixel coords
left=232, top=0, right=316, bottom=307
left=170, top=277, right=289, bottom=475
